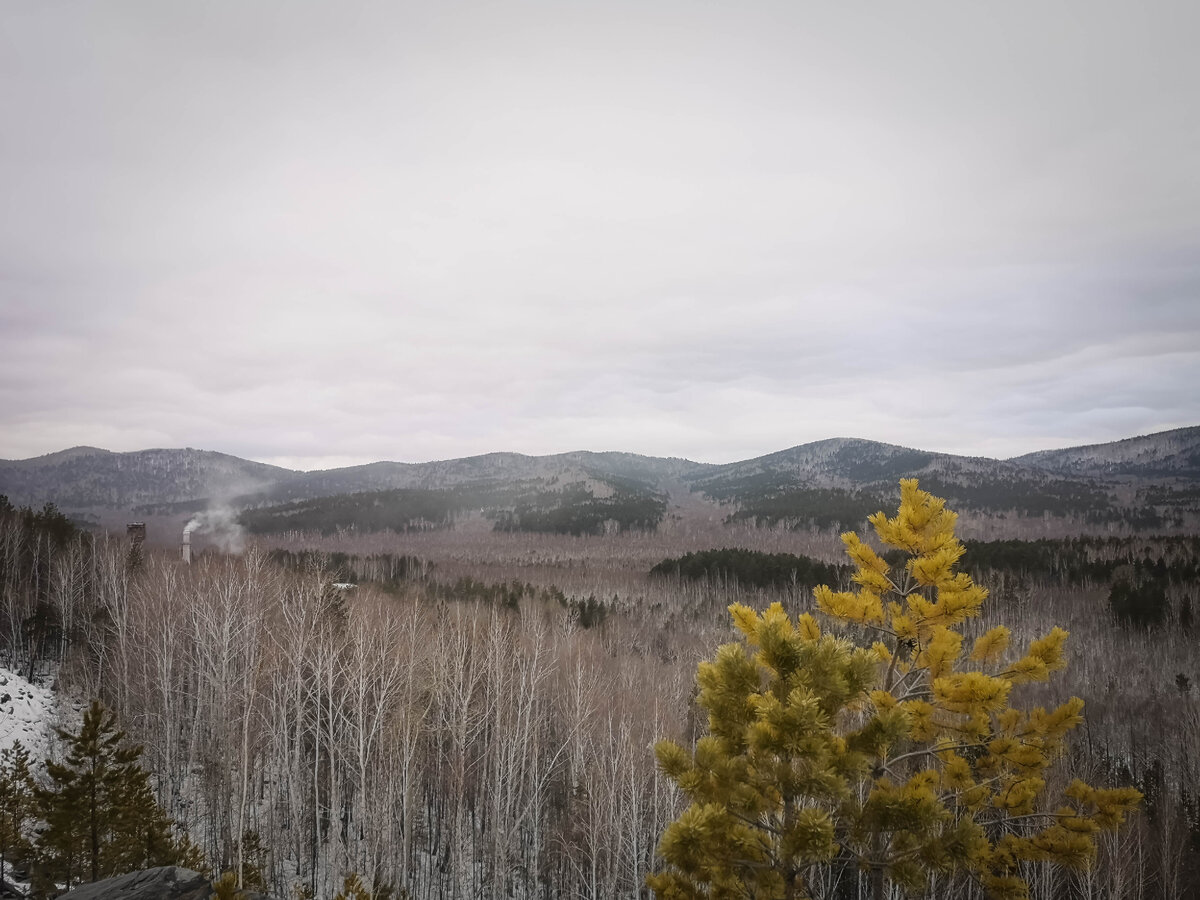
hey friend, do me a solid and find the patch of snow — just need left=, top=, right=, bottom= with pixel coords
left=0, top=666, right=58, bottom=762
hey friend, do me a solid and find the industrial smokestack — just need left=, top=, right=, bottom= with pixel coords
left=182, top=516, right=201, bottom=564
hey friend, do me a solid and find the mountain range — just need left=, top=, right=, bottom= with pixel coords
left=2, top=426, right=1198, bottom=537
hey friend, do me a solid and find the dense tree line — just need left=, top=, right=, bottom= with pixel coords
left=824, top=446, right=937, bottom=481
left=263, top=551, right=611, bottom=626
left=649, top=548, right=848, bottom=591
left=685, top=465, right=1189, bottom=529
left=1108, top=573, right=1178, bottom=629
left=0, top=496, right=93, bottom=678
left=266, top=549, right=430, bottom=587
left=724, top=488, right=884, bottom=531
left=241, top=479, right=668, bottom=538
left=962, top=536, right=1200, bottom=583
left=918, top=475, right=1117, bottom=518
left=961, top=536, right=1200, bottom=629
left=240, top=488, right=472, bottom=535
left=693, top=476, right=886, bottom=531
left=492, top=485, right=666, bottom=536
left=1139, top=483, right=1200, bottom=507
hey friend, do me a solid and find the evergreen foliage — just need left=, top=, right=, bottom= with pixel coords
left=235, top=829, right=270, bottom=891
left=0, top=496, right=81, bottom=548
left=566, top=593, right=610, bottom=628
left=266, top=549, right=428, bottom=587
left=1108, top=576, right=1170, bottom=628
left=690, top=476, right=885, bottom=531
left=686, top=462, right=1146, bottom=528
left=492, top=484, right=666, bottom=535
left=650, top=548, right=848, bottom=591
left=650, top=480, right=1141, bottom=900
left=958, top=536, right=1200, bottom=629
left=241, top=487, right=470, bottom=535
left=961, top=536, right=1200, bottom=588
left=0, top=741, right=36, bottom=891
left=0, top=496, right=88, bottom=674
left=211, top=841, right=269, bottom=900
left=917, top=475, right=1116, bottom=520
left=211, top=870, right=240, bottom=900
left=335, top=872, right=374, bottom=900
left=35, top=700, right=185, bottom=889
left=240, top=477, right=667, bottom=536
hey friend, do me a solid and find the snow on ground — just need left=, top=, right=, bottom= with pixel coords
left=0, top=665, right=58, bottom=762
left=0, top=668, right=59, bottom=899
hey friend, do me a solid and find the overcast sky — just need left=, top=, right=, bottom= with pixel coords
left=2, top=1, right=1197, bottom=470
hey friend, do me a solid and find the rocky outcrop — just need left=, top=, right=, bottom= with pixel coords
left=56, top=868, right=211, bottom=900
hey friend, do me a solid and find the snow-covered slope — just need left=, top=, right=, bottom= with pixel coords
left=0, top=447, right=297, bottom=511
left=0, top=666, right=57, bottom=761
left=1011, top=426, right=1200, bottom=479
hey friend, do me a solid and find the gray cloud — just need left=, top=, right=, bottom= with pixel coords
left=2, top=1, right=1198, bottom=468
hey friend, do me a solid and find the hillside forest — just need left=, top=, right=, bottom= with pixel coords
left=1, top=475, right=1198, bottom=899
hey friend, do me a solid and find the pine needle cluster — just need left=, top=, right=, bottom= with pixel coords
left=649, top=479, right=1141, bottom=900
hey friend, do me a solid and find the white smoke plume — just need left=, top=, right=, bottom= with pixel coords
left=182, top=505, right=246, bottom=554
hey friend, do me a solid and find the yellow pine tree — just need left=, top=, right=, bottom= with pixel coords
left=649, top=479, right=1140, bottom=900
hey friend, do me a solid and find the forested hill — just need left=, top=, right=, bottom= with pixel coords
left=1011, top=425, right=1200, bottom=478
left=681, top=437, right=1148, bottom=529
left=260, top=450, right=696, bottom=503
left=240, top=477, right=670, bottom=537
left=0, top=446, right=295, bottom=510
left=3, top=427, right=1199, bottom=534
left=0, top=447, right=697, bottom=513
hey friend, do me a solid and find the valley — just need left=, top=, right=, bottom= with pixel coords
left=1, top=427, right=1198, bottom=899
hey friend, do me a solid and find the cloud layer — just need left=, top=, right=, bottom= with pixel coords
left=2, top=1, right=1198, bottom=467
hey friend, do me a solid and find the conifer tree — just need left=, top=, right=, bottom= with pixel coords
left=335, top=872, right=374, bottom=900
left=0, top=741, right=37, bottom=891
left=211, top=871, right=241, bottom=900
left=211, top=869, right=268, bottom=900
left=36, top=700, right=185, bottom=888
left=234, top=830, right=270, bottom=892
left=650, top=479, right=1141, bottom=900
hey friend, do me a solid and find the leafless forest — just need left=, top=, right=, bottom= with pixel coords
left=3, top=503, right=1198, bottom=899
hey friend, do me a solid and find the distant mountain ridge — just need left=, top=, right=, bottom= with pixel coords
left=1012, top=426, right=1200, bottom=478
left=2, top=427, right=1198, bottom=534
left=0, top=447, right=295, bottom=510
left=282, top=449, right=698, bottom=499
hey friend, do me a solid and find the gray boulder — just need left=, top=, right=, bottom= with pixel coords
left=56, top=868, right=211, bottom=900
